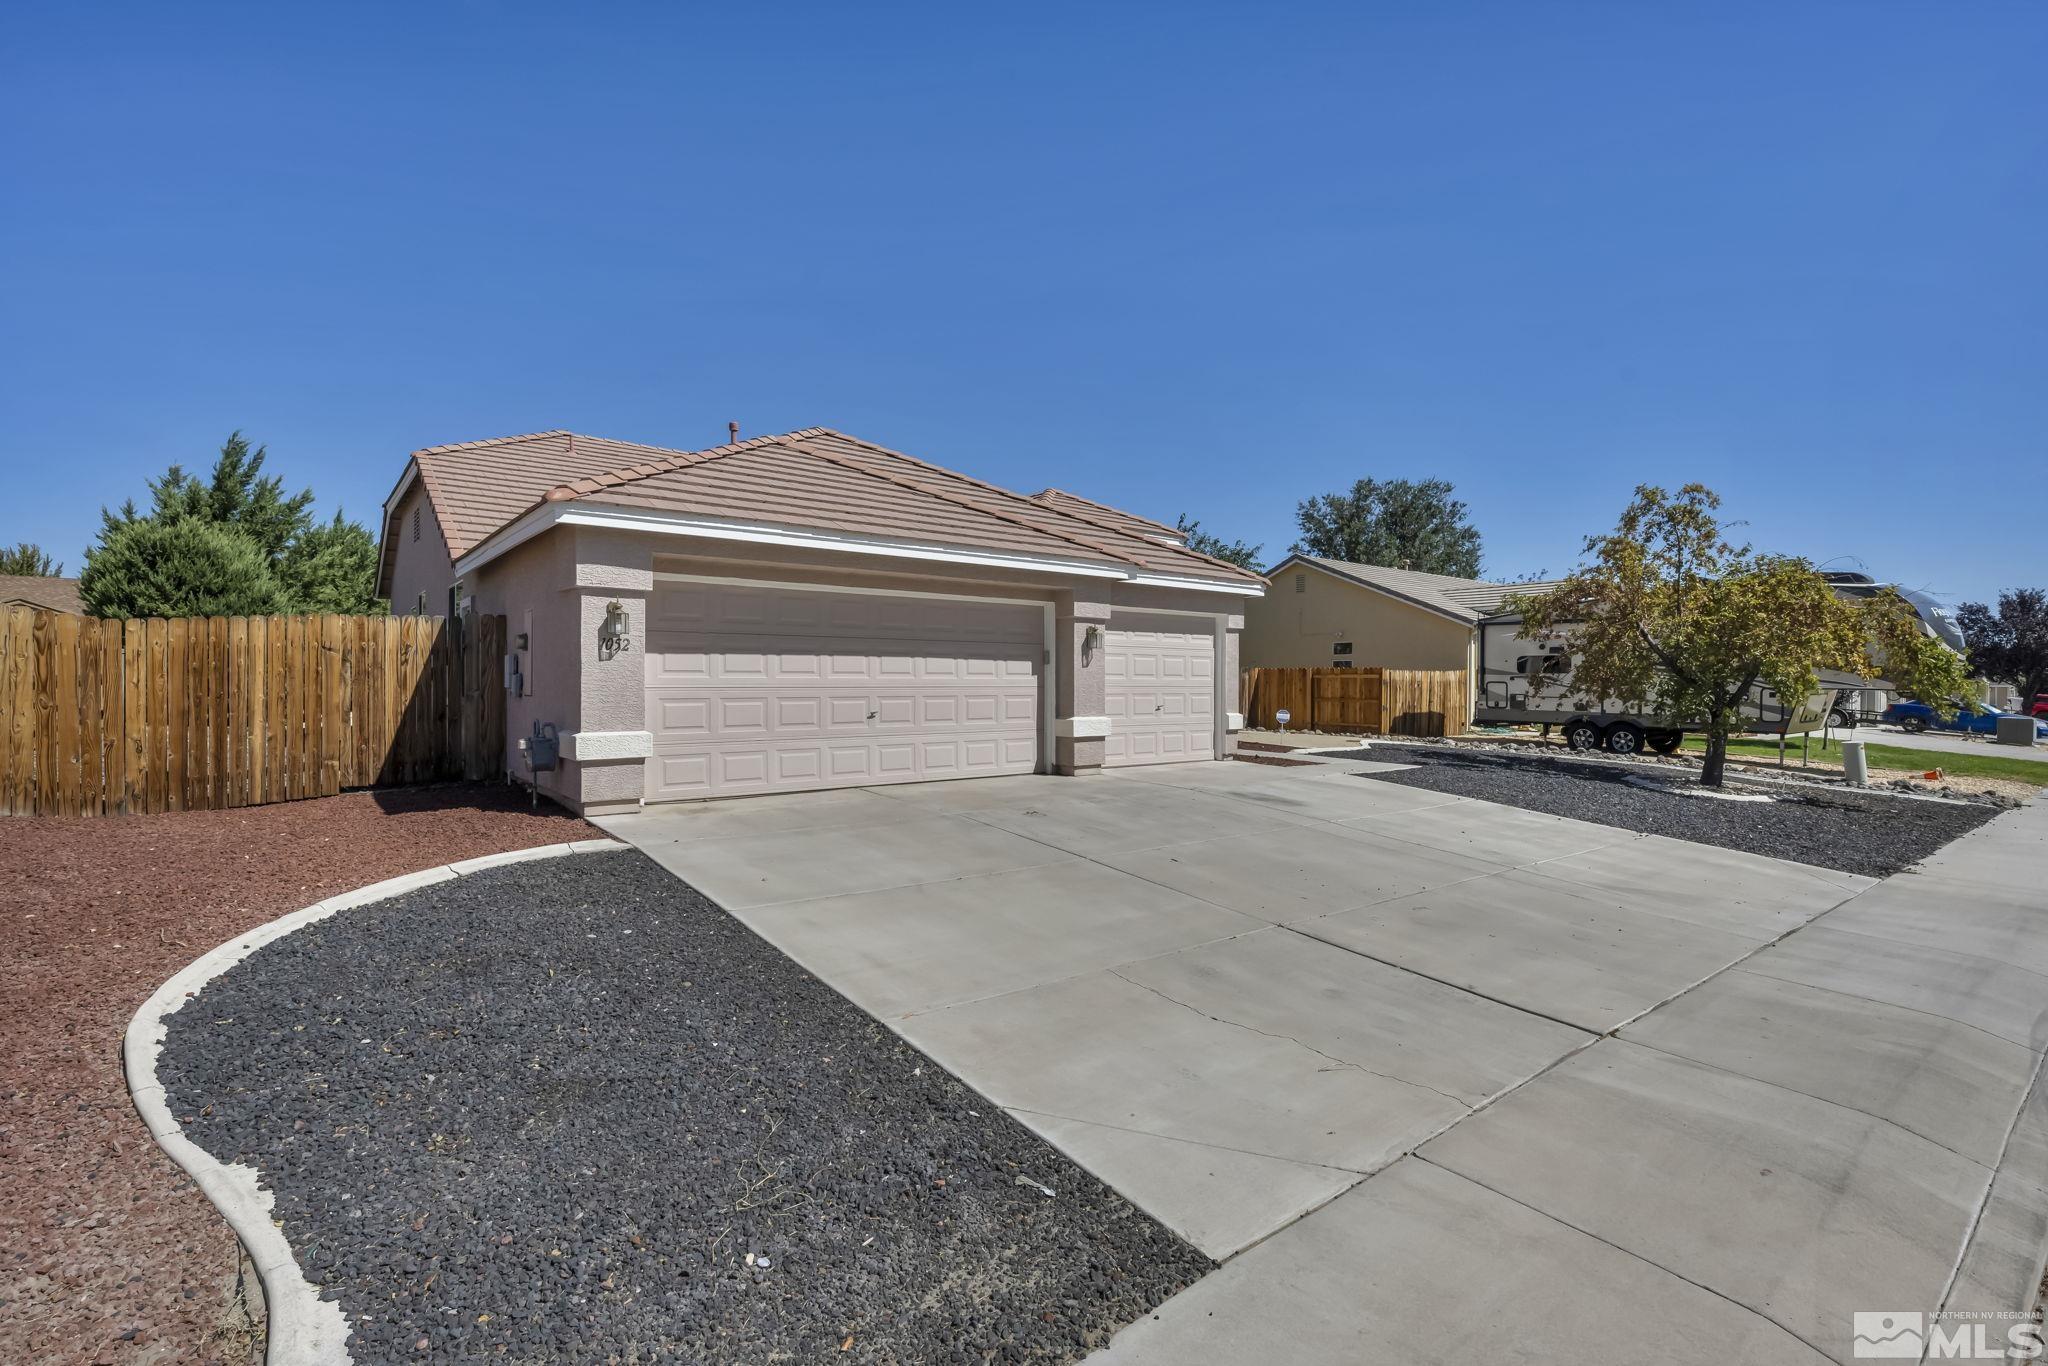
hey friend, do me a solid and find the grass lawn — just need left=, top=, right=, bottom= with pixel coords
left=1681, top=734, right=2048, bottom=787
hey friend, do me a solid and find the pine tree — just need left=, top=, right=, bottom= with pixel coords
left=80, top=519, right=286, bottom=618
left=83, top=433, right=385, bottom=617
left=0, top=542, right=62, bottom=576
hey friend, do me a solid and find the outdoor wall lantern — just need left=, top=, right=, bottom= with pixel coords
left=1082, top=624, right=1101, bottom=664
left=598, top=600, right=632, bottom=660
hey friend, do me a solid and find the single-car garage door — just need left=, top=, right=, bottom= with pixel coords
left=1103, top=612, right=1216, bottom=767
left=645, top=581, right=1043, bottom=801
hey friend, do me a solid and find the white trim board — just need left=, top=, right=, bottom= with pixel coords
left=458, top=500, right=1263, bottom=598
left=562, top=730, right=654, bottom=761
left=652, top=571, right=1050, bottom=609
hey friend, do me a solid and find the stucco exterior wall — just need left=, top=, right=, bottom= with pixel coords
left=1241, top=565, right=1472, bottom=672
left=385, top=483, right=455, bottom=617
left=469, top=529, right=581, bottom=806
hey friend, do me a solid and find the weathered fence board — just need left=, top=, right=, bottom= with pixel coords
left=1241, top=666, right=1468, bottom=737
left=0, top=610, right=505, bottom=817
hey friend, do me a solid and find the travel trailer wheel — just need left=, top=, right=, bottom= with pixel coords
left=1645, top=729, right=1683, bottom=755
left=1563, top=719, right=1603, bottom=751
left=1603, top=722, right=1645, bottom=756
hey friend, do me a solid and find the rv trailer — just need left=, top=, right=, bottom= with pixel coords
left=1472, top=612, right=1857, bottom=755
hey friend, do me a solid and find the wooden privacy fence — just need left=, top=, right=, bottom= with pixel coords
left=0, top=608, right=506, bottom=817
left=1241, top=666, right=1468, bottom=737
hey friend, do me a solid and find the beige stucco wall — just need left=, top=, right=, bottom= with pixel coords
left=1241, top=565, right=1472, bottom=672
left=386, top=482, right=455, bottom=617
left=464, top=527, right=1255, bottom=810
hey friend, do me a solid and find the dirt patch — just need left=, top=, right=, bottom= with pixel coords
left=1231, top=752, right=1320, bottom=767
left=0, top=784, right=591, bottom=1366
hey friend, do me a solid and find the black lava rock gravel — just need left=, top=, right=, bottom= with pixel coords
left=1352, top=744, right=1996, bottom=877
left=156, top=850, right=1211, bottom=1364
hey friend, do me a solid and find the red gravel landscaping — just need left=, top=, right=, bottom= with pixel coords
left=0, top=784, right=593, bottom=1366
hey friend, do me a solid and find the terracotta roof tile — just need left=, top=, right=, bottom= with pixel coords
left=1029, top=489, right=1183, bottom=541
left=402, top=427, right=1261, bottom=585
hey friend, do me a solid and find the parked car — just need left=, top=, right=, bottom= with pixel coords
left=2027, top=694, right=2048, bottom=719
left=1881, top=699, right=2048, bottom=739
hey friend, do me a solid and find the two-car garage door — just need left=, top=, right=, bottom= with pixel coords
left=645, top=581, right=1042, bottom=801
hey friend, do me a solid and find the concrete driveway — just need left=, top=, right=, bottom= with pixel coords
left=599, top=759, right=2048, bottom=1365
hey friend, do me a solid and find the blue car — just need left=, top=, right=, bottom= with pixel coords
left=1881, top=699, right=2048, bottom=739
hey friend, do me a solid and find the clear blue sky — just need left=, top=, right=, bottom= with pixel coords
left=4, top=3, right=2042, bottom=605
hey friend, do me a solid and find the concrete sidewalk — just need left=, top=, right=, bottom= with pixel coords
left=1089, top=799, right=2048, bottom=1366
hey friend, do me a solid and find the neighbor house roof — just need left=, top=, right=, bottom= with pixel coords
left=384, top=428, right=1262, bottom=592
left=0, top=575, right=83, bottom=613
left=1281, top=555, right=1562, bottom=624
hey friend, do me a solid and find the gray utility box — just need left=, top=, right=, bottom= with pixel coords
left=1995, top=715, right=2039, bottom=748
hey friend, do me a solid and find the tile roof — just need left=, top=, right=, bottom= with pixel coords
left=1027, top=489, right=1185, bottom=542
left=398, top=428, right=1263, bottom=586
left=0, top=575, right=83, bottom=613
left=1287, top=556, right=1563, bottom=623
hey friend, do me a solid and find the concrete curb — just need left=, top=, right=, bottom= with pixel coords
left=122, top=839, right=629, bottom=1366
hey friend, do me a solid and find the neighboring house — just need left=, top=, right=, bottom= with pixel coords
left=377, top=427, right=1264, bottom=813
left=1241, top=554, right=1562, bottom=717
left=0, top=575, right=84, bottom=614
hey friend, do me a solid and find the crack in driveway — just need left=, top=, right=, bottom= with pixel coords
left=1105, top=968, right=1475, bottom=1110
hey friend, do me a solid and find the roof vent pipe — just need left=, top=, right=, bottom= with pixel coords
left=728, top=421, right=740, bottom=444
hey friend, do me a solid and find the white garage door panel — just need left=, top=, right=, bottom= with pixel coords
left=1105, top=614, right=1217, bottom=767
left=646, top=583, right=1043, bottom=801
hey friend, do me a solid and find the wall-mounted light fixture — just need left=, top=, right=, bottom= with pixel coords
left=1082, top=623, right=1101, bottom=665
left=598, top=600, right=632, bottom=660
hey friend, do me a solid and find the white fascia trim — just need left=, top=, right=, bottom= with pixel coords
left=454, top=501, right=1132, bottom=582
left=1055, top=716, right=1112, bottom=738
left=1110, top=603, right=1231, bottom=619
left=455, top=501, right=1267, bottom=598
left=381, top=460, right=420, bottom=519
left=1127, top=573, right=1265, bottom=597
left=561, top=730, right=654, bottom=761
left=652, top=571, right=1049, bottom=608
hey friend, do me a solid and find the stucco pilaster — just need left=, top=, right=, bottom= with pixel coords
left=1054, top=592, right=1114, bottom=776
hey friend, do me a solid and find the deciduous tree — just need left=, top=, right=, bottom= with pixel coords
left=1510, top=484, right=1966, bottom=787
left=1173, top=514, right=1263, bottom=572
left=1293, top=477, right=1481, bottom=577
left=1956, top=589, right=2048, bottom=708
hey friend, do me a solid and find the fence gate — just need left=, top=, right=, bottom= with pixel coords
left=0, top=609, right=506, bottom=817
left=1240, top=666, right=1467, bottom=737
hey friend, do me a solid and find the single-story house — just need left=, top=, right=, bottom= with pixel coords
left=0, top=575, right=84, bottom=614
left=1240, top=554, right=1562, bottom=717
left=377, top=427, right=1264, bottom=814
